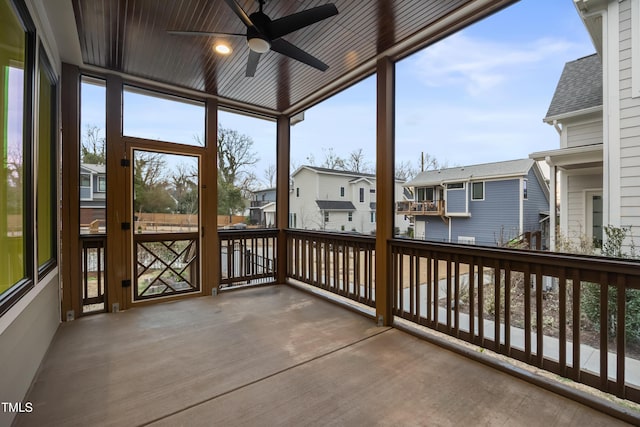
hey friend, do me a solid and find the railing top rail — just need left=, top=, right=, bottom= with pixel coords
left=286, top=229, right=376, bottom=245
left=134, top=232, right=199, bottom=242
left=218, top=228, right=279, bottom=237
left=390, top=238, right=640, bottom=276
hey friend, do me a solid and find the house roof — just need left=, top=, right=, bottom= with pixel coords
left=316, top=200, right=356, bottom=211
left=406, top=158, right=536, bottom=187
left=80, top=163, right=106, bottom=174
left=544, top=54, right=602, bottom=121
left=292, top=165, right=406, bottom=183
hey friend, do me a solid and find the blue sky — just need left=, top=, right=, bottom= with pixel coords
left=82, top=0, right=597, bottom=186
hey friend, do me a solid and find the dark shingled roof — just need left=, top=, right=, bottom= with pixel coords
left=545, top=54, right=602, bottom=119
left=316, top=200, right=356, bottom=211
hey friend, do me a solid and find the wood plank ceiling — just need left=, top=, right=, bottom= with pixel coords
left=71, top=0, right=513, bottom=115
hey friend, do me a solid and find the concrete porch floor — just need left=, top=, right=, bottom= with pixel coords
left=16, top=285, right=631, bottom=426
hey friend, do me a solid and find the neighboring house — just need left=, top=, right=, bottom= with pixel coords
left=79, top=163, right=106, bottom=231
left=401, top=159, right=549, bottom=247
left=530, top=0, right=640, bottom=251
left=249, top=187, right=276, bottom=226
left=289, top=165, right=411, bottom=234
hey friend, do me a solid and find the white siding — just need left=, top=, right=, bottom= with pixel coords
left=565, top=119, right=603, bottom=148
left=564, top=172, right=603, bottom=241
left=619, top=0, right=640, bottom=239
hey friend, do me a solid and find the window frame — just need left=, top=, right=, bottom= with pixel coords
left=340, top=186, right=344, bottom=197
left=523, top=179, right=528, bottom=200
left=36, top=44, right=58, bottom=278
left=447, top=182, right=465, bottom=190
left=1, top=0, right=37, bottom=317
left=471, top=182, right=484, bottom=201
left=348, top=212, right=353, bottom=222
left=97, top=175, right=107, bottom=193
left=359, top=187, right=365, bottom=203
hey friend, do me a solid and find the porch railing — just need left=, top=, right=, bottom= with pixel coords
left=396, top=200, right=445, bottom=216
left=287, top=230, right=376, bottom=307
left=390, top=238, right=640, bottom=403
left=219, top=229, right=278, bottom=288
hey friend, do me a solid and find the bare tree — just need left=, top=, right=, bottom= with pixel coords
left=320, top=147, right=345, bottom=170
left=81, top=124, right=106, bottom=164
left=344, top=148, right=372, bottom=173
left=216, top=126, right=259, bottom=187
left=263, top=163, right=276, bottom=187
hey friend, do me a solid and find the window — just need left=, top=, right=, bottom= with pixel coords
left=471, top=182, right=484, bottom=200
left=448, top=182, right=464, bottom=189
left=417, top=187, right=434, bottom=201
left=370, top=211, right=376, bottom=222
left=296, top=187, right=300, bottom=197
left=523, top=179, right=528, bottom=200
left=370, top=188, right=376, bottom=193
left=348, top=212, right=353, bottom=222
left=324, top=211, right=329, bottom=222
left=97, top=176, right=106, bottom=192
left=340, top=186, right=344, bottom=197
left=359, top=188, right=365, bottom=202
left=37, top=47, right=57, bottom=274
left=1, top=0, right=35, bottom=314
left=123, top=86, right=205, bottom=146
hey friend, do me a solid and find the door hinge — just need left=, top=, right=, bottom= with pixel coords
left=121, top=158, right=130, bottom=167
left=121, top=222, right=131, bottom=230
left=122, top=279, right=131, bottom=288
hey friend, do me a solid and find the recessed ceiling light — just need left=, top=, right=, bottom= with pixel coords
left=215, top=43, right=231, bottom=55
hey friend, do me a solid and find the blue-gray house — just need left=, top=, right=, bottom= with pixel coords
left=399, top=159, right=550, bottom=248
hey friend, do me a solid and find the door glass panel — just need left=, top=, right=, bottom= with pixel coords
left=132, top=150, right=200, bottom=300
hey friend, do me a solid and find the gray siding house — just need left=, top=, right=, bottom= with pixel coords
left=79, top=163, right=106, bottom=231
left=401, top=159, right=549, bottom=247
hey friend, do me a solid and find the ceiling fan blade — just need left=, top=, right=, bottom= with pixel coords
left=270, top=38, right=329, bottom=71
left=223, top=0, right=256, bottom=29
left=246, top=50, right=261, bottom=77
left=167, top=30, right=245, bottom=37
left=268, top=4, right=338, bottom=39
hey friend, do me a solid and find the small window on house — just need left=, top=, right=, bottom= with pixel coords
left=448, top=182, right=464, bottom=189
left=523, top=179, right=528, bottom=200
left=370, top=189, right=376, bottom=193
left=324, top=211, right=329, bottom=222
left=348, top=212, right=353, bottom=222
left=370, top=211, right=376, bottom=222
left=340, top=186, right=345, bottom=197
left=471, top=182, right=484, bottom=200
left=97, top=176, right=106, bottom=192
left=359, top=188, right=365, bottom=202
left=296, top=187, right=300, bottom=197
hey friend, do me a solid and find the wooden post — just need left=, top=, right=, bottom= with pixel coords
left=203, top=99, right=219, bottom=294
left=60, top=63, right=80, bottom=320
left=276, top=115, right=290, bottom=284
left=375, top=57, right=395, bottom=326
left=105, top=74, right=127, bottom=311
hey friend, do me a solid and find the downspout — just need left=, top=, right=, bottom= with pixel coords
left=519, top=177, right=524, bottom=235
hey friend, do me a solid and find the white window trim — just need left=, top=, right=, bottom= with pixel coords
left=96, top=175, right=106, bottom=193
left=471, top=182, right=485, bottom=201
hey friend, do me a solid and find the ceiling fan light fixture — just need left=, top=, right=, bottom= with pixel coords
left=247, top=37, right=270, bottom=53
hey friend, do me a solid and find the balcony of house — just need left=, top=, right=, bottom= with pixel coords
left=18, top=229, right=640, bottom=426
left=397, top=200, right=445, bottom=216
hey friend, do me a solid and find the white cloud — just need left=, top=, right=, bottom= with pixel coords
left=411, top=33, right=577, bottom=96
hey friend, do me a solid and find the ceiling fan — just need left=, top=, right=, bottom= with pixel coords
left=168, top=0, right=339, bottom=77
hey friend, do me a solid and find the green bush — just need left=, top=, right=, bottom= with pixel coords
left=580, top=226, right=640, bottom=344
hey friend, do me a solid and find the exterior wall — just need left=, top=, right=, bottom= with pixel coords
left=619, top=0, right=640, bottom=239
left=565, top=117, right=603, bottom=148
left=563, top=171, right=603, bottom=240
left=523, top=169, right=550, bottom=236
left=446, top=186, right=467, bottom=213
left=291, top=168, right=410, bottom=234
left=290, top=169, right=321, bottom=229
left=420, top=177, right=538, bottom=246
left=419, top=216, right=449, bottom=242
left=454, top=179, right=520, bottom=246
